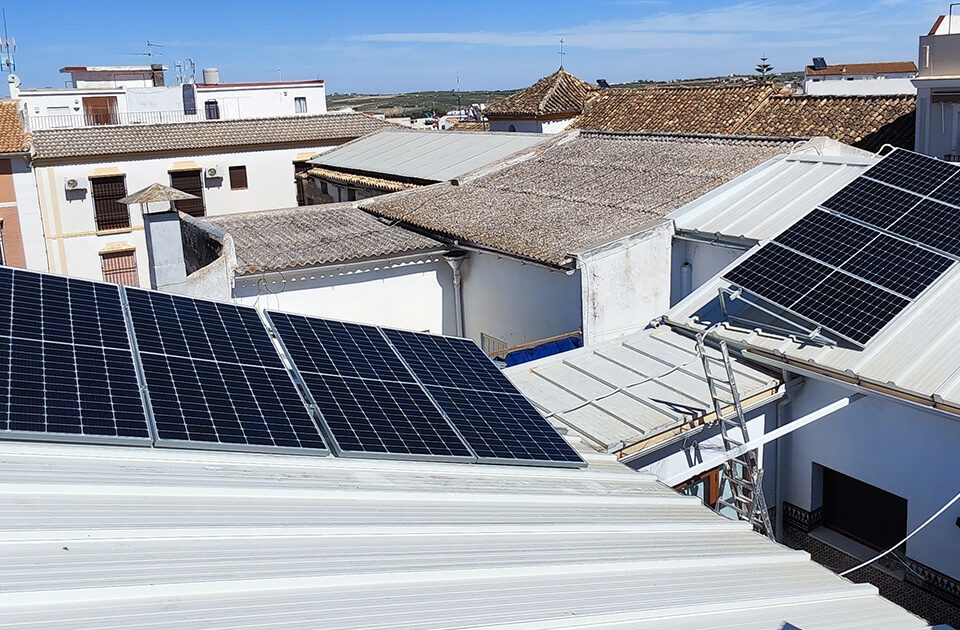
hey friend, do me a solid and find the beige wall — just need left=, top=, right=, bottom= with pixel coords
left=0, top=158, right=26, bottom=268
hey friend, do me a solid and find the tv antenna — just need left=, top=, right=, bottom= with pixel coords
left=456, top=71, right=462, bottom=111
left=174, top=58, right=195, bottom=84
left=0, top=9, right=16, bottom=73
left=558, top=38, right=566, bottom=69
left=129, top=40, right=164, bottom=61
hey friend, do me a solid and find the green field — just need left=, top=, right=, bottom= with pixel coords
left=327, top=72, right=804, bottom=120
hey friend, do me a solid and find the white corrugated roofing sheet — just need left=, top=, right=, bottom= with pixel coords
left=0, top=440, right=926, bottom=628
left=506, top=326, right=780, bottom=454
left=669, top=150, right=876, bottom=243
left=310, top=129, right=549, bottom=182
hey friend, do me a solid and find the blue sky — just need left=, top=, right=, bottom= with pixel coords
left=5, top=0, right=944, bottom=94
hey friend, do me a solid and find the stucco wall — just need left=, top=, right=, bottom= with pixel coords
left=460, top=251, right=581, bottom=347
left=232, top=255, right=455, bottom=335
left=196, top=84, right=327, bottom=119
left=33, top=144, right=338, bottom=286
left=578, top=220, right=674, bottom=345
left=670, top=239, right=747, bottom=305
left=804, top=77, right=916, bottom=96
left=781, top=376, right=960, bottom=580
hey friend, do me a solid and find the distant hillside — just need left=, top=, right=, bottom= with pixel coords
left=329, top=71, right=805, bottom=120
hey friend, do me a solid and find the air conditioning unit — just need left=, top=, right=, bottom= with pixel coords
left=63, top=176, right=88, bottom=192
left=205, top=165, right=222, bottom=179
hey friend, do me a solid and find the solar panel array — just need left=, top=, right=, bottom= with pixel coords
left=724, top=149, right=960, bottom=345
left=126, top=289, right=328, bottom=453
left=267, top=311, right=586, bottom=468
left=0, top=266, right=582, bottom=469
left=0, top=267, right=151, bottom=442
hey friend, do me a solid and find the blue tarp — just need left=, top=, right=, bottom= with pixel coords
left=503, top=335, right=583, bottom=367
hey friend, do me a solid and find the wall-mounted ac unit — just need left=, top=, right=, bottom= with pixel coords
left=205, top=165, right=222, bottom=179
left=63, top=176, right=88, bottom=192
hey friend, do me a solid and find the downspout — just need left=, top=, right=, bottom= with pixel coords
left=680, top=261, right=693, bottom=299
left=775, top=370, right=804, bottom=541
left=444, top=251, right=468, bottom=337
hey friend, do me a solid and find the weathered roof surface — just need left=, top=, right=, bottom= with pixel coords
left=572, top=86, right=915, bottom=151
left=450, top=120, right=486, bottom=131
left=0, top=440, right=928, bottom=629
left=574, top=85, right=775, bottom=134
left=361, top=131, right=797, bottom=267
left=737, top=95, right=916, bottom=152
left=0, top=100, right=26, bottom=153
left=30, top=112, right=391, bottom=161
left=200, top=202, right=444, bottom=275
left=670, top=147, right=877, bottom=243
left=306, top=166, right=420, bottom=193
left=118, top=182, right=197, bottom=204
left=310, top=129, right=549, bottom=182
left=486, top=68, right=598, bottom=118
left=506, top=325, right=781, bottom=456
left=805, top=61, right=918, bottom=77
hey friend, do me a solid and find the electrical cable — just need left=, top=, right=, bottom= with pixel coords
left=839, top=489, right=960, bottom=577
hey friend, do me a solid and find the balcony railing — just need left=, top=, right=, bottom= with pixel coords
left=24, top=109, right=205, bottom=131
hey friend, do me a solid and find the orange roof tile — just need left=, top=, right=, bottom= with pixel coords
left=0, top=100, right=26, bottom=154
left=486, top=68, right=598, bottom=119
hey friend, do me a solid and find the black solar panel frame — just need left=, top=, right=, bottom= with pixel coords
left=124, top=291, right=329, bottom=457
left=263, top=311, right=477, bottom=464
left=0, top=267, right=153, bottom=447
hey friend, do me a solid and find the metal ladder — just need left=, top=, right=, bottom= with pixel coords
left=696, top=334, right=774, bottom=539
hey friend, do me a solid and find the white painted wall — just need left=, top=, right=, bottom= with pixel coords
left=69, top=70, right=155, bottom=89
left=488, top=117, right=575, bottom=134
left=460, top=251, right=581, bottom=348
left=11, top=156, right=47, bottom=271
left=670, top=238, right=748, bottom=305
left=577, top=220, right=674, bottom=345
left=34, top=144, right=338, bottom=286
left=196, top=83, right=327, bottom=119
left=231, top=255, right=456, bottom=335
left=781, top=376, right=960, bottom=580
left=804, top=75, right=916, bottom=95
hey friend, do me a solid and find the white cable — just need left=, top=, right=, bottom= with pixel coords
left=839, top=489, right=960, bottom=577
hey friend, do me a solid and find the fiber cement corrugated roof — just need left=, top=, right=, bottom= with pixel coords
left=506, top=325, right=780, bottom=455
left=309, top=129, right=550, bottom=182
left=0, top=440, right=927, bottom=629
left=669, top=147, right=877, bottom=243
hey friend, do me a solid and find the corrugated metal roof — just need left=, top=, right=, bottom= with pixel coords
left=0, top=440, right=926, bottom=629
left=506, top=326, right=780, bottom=455
left=669, top=148, right=877, bottom=243
left=310, top=129, right=549, bottom=182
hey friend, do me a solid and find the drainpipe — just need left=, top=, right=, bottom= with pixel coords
left=680, top=261, right=693, bottom=298
left=444, top=251, right=468, bottom=337
left=774, top=371, right=804, bottom=541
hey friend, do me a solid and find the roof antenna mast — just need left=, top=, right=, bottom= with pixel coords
left=558, top=38, right=565, bottom=70
left=0, top=9, right=16, bottom=73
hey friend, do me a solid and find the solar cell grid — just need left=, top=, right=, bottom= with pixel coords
left=819, top=177, right=923, bottom=231
left=864, top=149, right=960, bottom=196
left=840, top=235, right=953, bottom=299
left=724, top=243, right=834, bottom=308
left=774, top=210, right=877, bottom=267
left=927, top=173, right=960, bottom=208
left=888, top=199, right=960, bottom=258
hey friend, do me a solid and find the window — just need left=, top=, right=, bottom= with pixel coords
left=100, top=250, right=139, bottom=286
left=294, top=97, right=307, bottom=114
left=508, top=124, right=517, bottom=132
left=821, top=467, right=907, bottom=551
left=229, top=166, right=248, bottom=190
left=320, top=180, right=328, bottom=195
left=169, top=170, right=206, bottom=217
left=204, top=100, right=220, bottom=120
left=347, top=188, right=357, bottom=202
left=91, top=175, right=130, bottom=231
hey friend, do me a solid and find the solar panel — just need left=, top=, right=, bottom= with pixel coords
left=926, top=173, right=960, bottom=207
left=126, top=290, right=328, bottom=454
left=0, top=267, right=151, bottom=443
left=819, top=178, right=923, bottom=231
left=888, top=199, right=960, bottom=258
left=775, top=210, right=878, bottom=267
left=383, top=328, right=586, bottom=467
left=863, top=149, right=960, bottom=196
left=266, top=312, right=474, bottom=461
left=724, top=243, right=833, bottom=308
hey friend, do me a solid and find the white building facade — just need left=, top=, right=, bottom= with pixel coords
left=804, top=60, right=917, bottom=96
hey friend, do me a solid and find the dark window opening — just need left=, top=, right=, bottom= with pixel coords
left=508, top=124, right=517, bottom=132
left=204, top=100, right=220, bottom=120
left=822, top=467, right=907, bottom=551
left=347, top=188, right=357, bottom=202
left=229, top=166, right=248, bottom=190
left=294, top=97, right=307, bottom=114
left=100, top=250, right=139, bottom=286
left=169, top=170, right=206, bottom=217
left=91, top=175, right=130, bottom=231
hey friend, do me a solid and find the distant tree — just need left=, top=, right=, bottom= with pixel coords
left=756, top=56, right=774, bottom=83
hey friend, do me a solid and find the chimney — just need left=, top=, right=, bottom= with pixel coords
left=142, top=201, right=188, bottom=293
left=202, top=67, right=220, bottom=85
left=151, top=63, right=165, bottom=87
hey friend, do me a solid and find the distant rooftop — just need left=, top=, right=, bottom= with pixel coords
left=804, top=61, right=918, bottom=77
left=486, top=68, right=599, bottom=119
left=59, top=65, right=167, bottom=73
left=196, top=79, right=324, bottom=88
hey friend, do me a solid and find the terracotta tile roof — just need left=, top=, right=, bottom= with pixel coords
left=200, top=202, right=444, bottom=275
left=737, top=94, right=916, bottom=151
left=361, top=131, right=795, bottom=267
left=573, top=85, right=775, bottom=134
left=450, top=120, right=487, bottom=131
left=804, top=61, right=917, bottom=77
left=306, top=166, right=421, bottom=193
left=30, top=112, right=391, bottom=161
left=0, top=100, right=27, bottom=154
left=486, top=68, right=598, bottom=119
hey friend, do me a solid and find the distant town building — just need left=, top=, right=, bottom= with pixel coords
left=484, top=68, right=597, bottom=134
left=803, top=58, right=917, bottom=95
left=10, top=65, right=327, bottom=131
left=914, top=13, right=960, bottom=160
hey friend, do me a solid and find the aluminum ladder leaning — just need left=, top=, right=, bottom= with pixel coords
left=696, top=333, right=774, bottom=539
